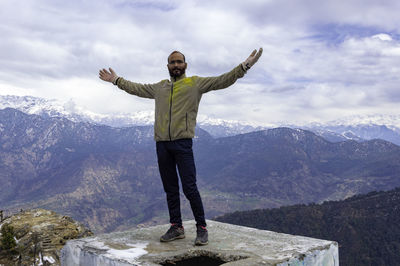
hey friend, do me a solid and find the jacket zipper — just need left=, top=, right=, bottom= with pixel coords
left=186, top=113, right=188, bottom=131
left=168, top=83, right=174, bottom=141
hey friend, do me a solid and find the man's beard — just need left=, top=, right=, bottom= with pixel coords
left=169, top=66, right=186, bottom=78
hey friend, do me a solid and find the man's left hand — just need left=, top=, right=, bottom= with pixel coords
left=242, top=48, right=263, bottom=71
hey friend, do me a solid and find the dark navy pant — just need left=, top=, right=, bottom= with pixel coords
left=156, top=138, right=206, bottom=227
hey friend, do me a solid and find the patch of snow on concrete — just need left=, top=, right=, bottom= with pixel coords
left=106, top=243, right=148, bottom=261
left=85, top=238, right=148, bottom=262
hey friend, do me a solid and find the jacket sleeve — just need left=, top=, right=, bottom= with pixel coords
left=195, top=64, right=246, bottom=94
left=116, top=77, right=156, bottom=99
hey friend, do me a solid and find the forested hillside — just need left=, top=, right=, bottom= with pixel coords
left=216, top=188, right=400, bottom=266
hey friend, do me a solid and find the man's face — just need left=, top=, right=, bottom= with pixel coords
left=167, top=53, right=187, bottom=78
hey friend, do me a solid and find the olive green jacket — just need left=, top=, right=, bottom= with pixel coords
left=116, top=64, right=246, bottom=141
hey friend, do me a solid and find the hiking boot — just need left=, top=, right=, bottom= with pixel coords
left=195, top=225, right=208, bottom=246
left=160, top=224, right=185, bottom=242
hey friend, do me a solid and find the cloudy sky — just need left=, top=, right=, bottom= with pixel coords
left=1, top=0, right=399, bottom=125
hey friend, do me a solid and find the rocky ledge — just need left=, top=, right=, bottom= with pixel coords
left=0, top=209, right=93, bottom=265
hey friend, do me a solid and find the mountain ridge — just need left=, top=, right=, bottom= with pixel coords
left=2, top=94, right=400, bottom=143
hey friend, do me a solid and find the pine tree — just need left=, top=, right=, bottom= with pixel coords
left=0, top=223, right=17, bottom=250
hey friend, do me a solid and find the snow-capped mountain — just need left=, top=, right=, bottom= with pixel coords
left=0, top=95, right=266, bottom=136
left=1, top=95, right=400, bottom=144
left=0, top=95, right=154, bottom=127
left=300, top=116, right=400, bottom=145
left=305, top=114, right=400, bottom=133
left=196, top=116, right=271, bottom=138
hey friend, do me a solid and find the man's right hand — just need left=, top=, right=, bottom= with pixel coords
left=99, top=68, right=119, bottom=85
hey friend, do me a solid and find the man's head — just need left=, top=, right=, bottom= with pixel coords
left=167, top=51, right=187, bottom=78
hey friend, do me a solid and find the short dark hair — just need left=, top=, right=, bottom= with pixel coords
left=168, top=51, right=185, bottom=63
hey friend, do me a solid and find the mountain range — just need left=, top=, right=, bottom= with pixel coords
left=1, top=106, right=400, bottom=233
left=1, top=95, right=400, bottom=144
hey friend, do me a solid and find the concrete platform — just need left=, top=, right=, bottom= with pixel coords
left=61, top=220, right=338, bottom=266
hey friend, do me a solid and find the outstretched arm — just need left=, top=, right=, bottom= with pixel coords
left=98, top=67, right=155, bottom=99
left=197, top=48, right=263, bottom=94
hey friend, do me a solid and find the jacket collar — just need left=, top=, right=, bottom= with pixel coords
left=170, top=74, right=186, bottom=82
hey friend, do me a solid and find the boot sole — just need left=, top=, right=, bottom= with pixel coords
left=160, top=234, right=185, bottom=242
left=194, top=240, right=208, bottom=246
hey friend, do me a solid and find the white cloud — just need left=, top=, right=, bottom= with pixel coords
left=372, top=34, right=393, bottom=41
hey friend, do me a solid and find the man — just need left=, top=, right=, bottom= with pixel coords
left=99, top=48, right=262, bottom=245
